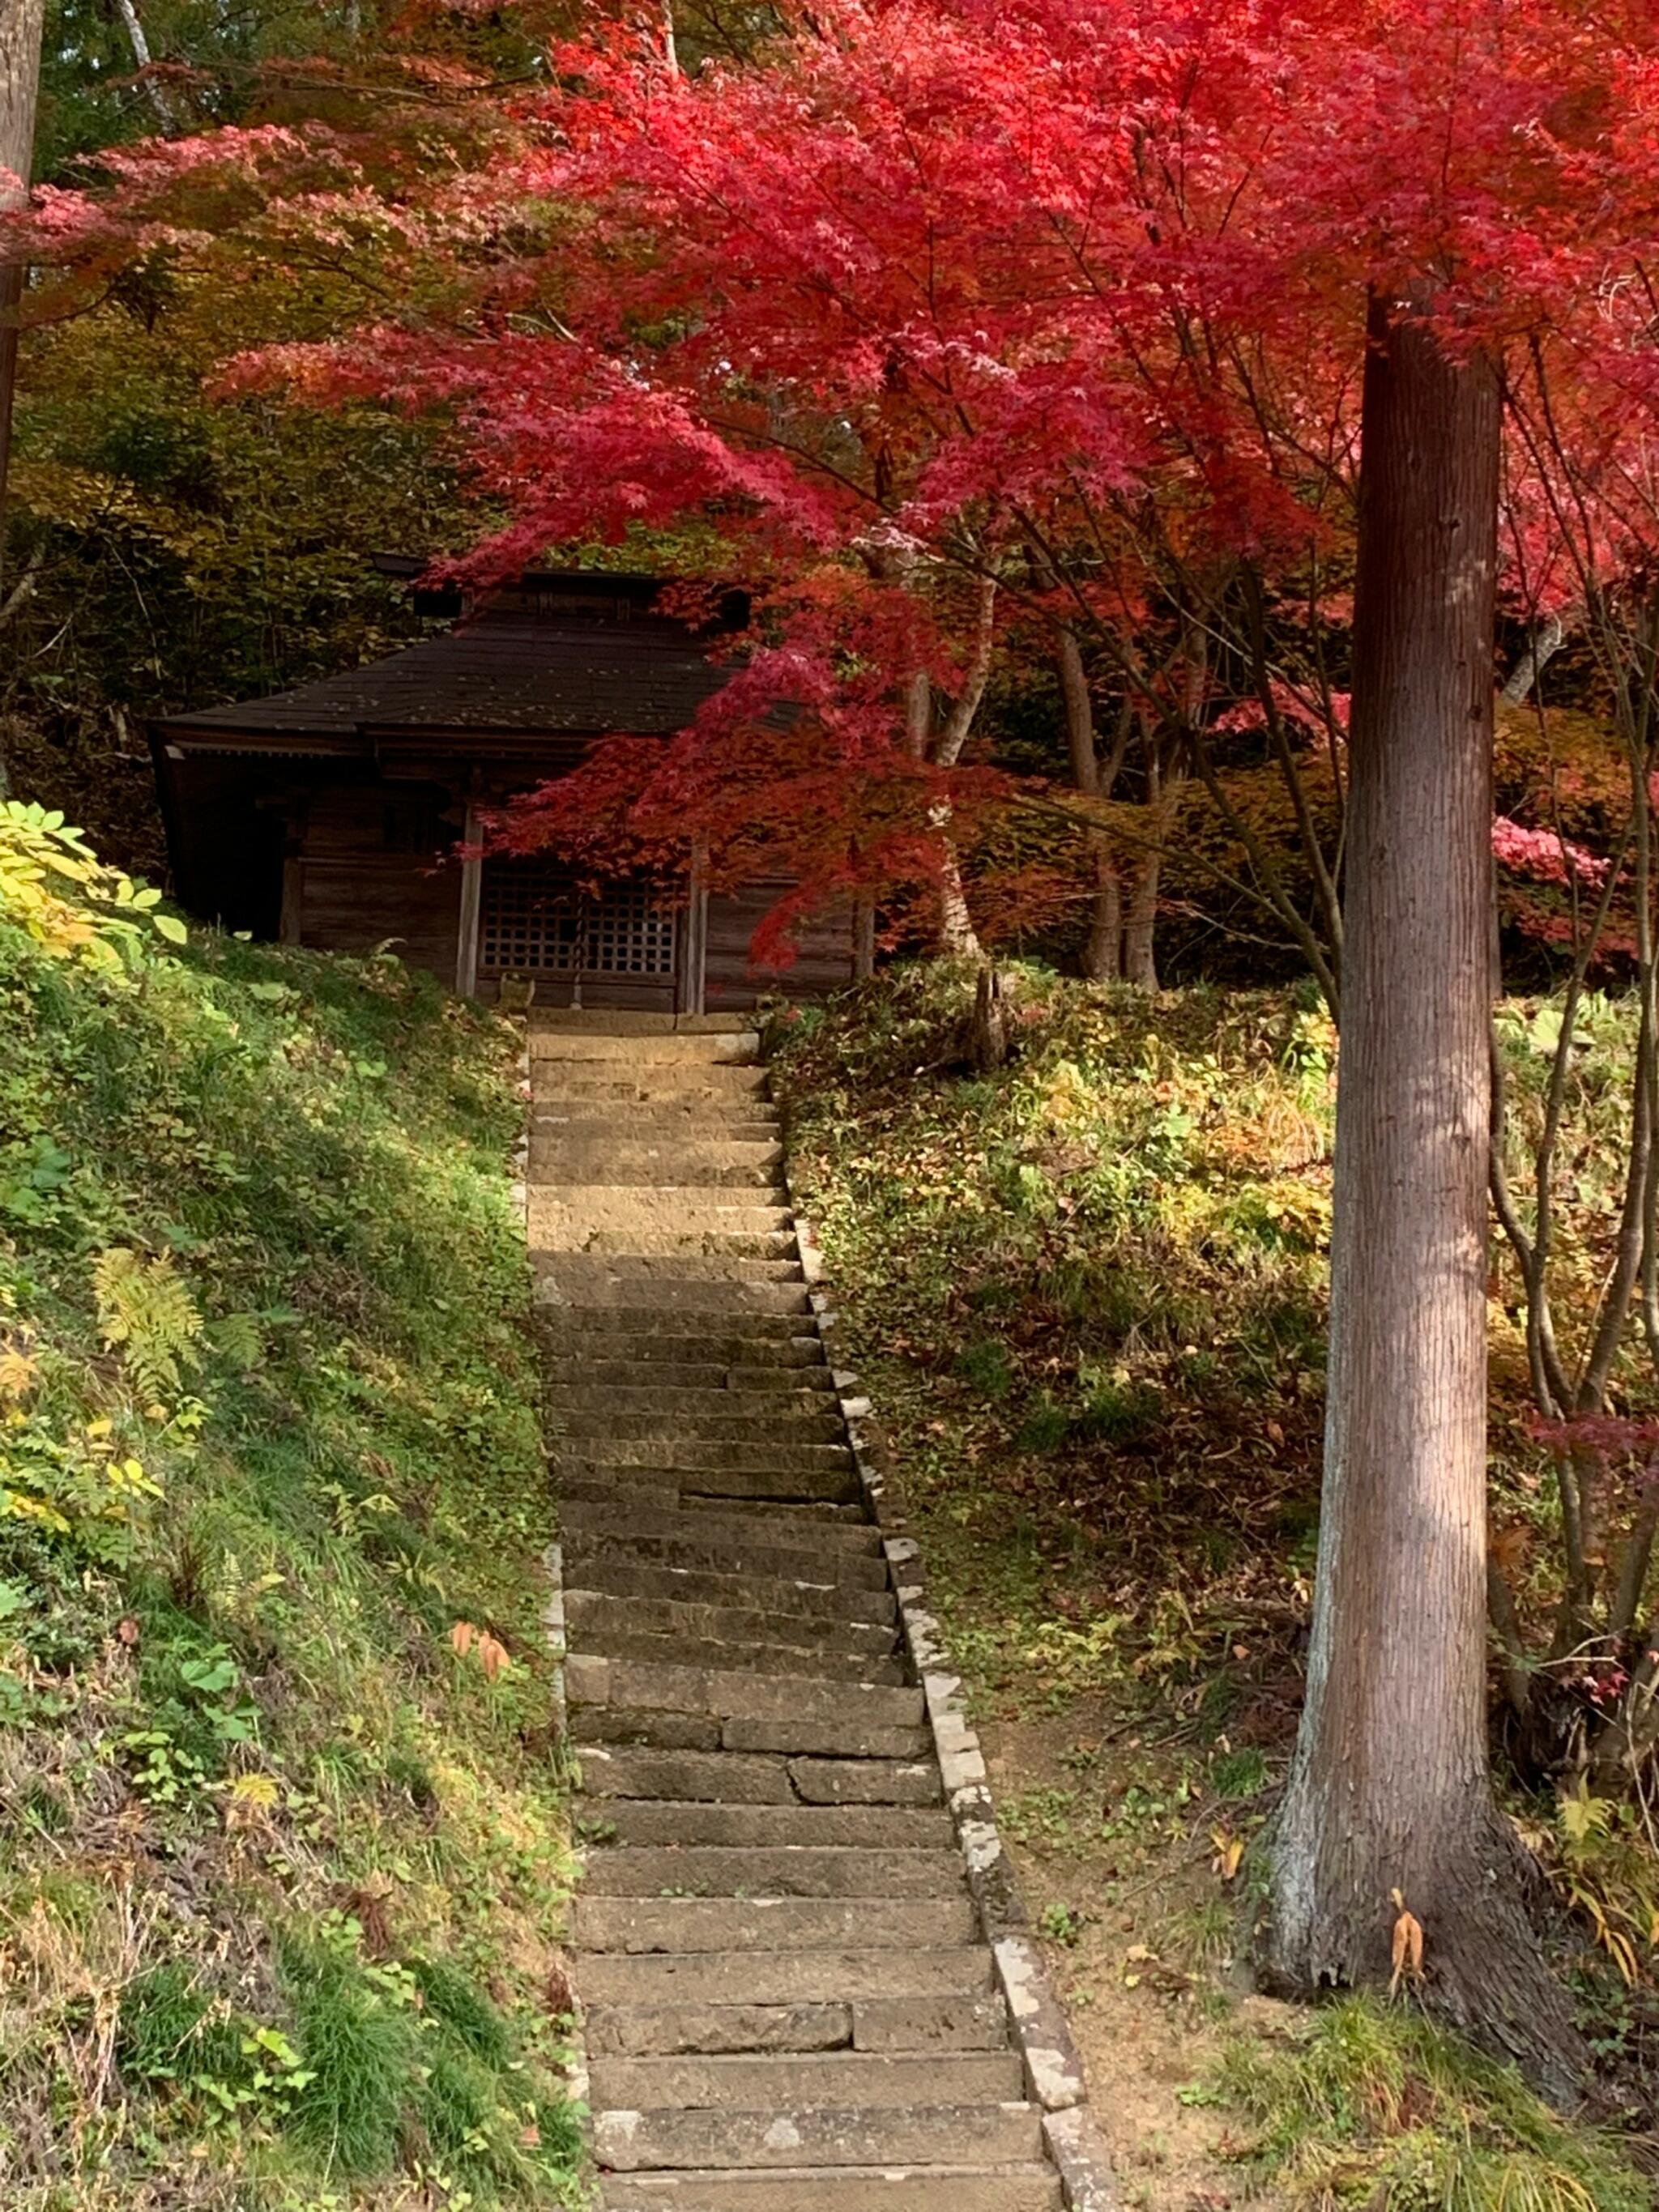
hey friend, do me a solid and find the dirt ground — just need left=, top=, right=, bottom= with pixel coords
left=982, top=1707, right=1293, bottom=2212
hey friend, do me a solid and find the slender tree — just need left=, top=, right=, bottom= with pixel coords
left=0, top=0, right=43, bottom=578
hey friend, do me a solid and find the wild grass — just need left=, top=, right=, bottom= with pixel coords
left=0, top=823, right=582, bottom=2206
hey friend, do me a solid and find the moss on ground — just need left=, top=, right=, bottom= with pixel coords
left=0, top=814, right=582, bottom=2207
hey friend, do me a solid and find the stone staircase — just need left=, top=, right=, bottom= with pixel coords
left=527, top=1012, right=1068, bottom=2211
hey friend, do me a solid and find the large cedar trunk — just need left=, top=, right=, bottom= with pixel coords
left=1262, top=293, right=1581, bottom=2096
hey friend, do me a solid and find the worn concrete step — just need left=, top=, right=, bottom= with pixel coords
left=568, top=1658, right=921, bottom=1737
left=577, top=1747, right=940, bottom=1807
left=600, top=2163, right=1064, bottom=2211
left=565, top=1558, right=895, bottom=1627
left=545, top=1360, right=835, bottom=1394
left=595, top=2099, right=1043, bottom=2173
left=561, top=1476, right=868, bottom=1524
left=565, top=1590, right=897, bottom=1660
left=561, top=1473, right=865, bottom=1522
left=563, top=1524, right=887, bottom=1595
left=535, top=1106, right=782, bottom=1138
left=584, top=1803, right=956, bottom=1850
left=563, top=1437, right=852, bottom=1476
left=570, top=1632, right=906, bottom=1687
left=578, top=1947, right=996, bottom=2008
left=585, top=1991, right=1009, bottom=2057
left=574, top=1894, right=979, bottom=1956
left=534, top=1223, right=797, bottom=1260
left=582, top=1848, right=966, bottom=1900
left=534, top=1071, right=770, bottom=1106
left=538, top=1270, right=810, bottom=1314
left=590, top=2050, right=1025, bottom=2114
left=562, top=1455, right=859, bottom=1502
left=558, top=1498, right=882, bottom=1564
left=552, top=1384, right=841, bottom=1425
left=528, top=1031, right=758, bottom=1063
left=527, top=1012, right=754, bottom=1035
left=541, top=1311, right=816, bottom=1349
left=531, top=1134, right=783, bottom=1170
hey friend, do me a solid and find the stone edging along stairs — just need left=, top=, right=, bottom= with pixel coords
left=521, top=1012, right=1118, bottom=2211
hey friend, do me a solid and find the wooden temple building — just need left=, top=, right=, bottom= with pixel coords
left=149, top=569, right=857, bottom=1009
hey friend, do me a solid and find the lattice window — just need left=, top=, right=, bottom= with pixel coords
left=479, top=860, right=676, bottom=978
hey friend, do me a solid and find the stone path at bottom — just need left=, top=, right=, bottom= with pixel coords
left=527, top=1012, right=1065, bottom=2211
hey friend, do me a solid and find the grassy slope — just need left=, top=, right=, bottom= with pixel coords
left=0, top=881, right=581, bottom=2206
left=772, top=962, right=1651, bottom=2212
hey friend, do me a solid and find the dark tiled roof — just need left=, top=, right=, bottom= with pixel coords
left=158, top=616, right=733, bottom=744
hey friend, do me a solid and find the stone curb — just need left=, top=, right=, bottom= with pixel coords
left=786, top=1180, right=1121, bottom=2211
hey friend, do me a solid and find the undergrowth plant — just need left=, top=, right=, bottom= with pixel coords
left=0, top=808, right=582, bottom=2208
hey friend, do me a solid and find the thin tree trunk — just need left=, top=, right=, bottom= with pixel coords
left=1501, top=611, right=1568, bottom=705
left=114, top=0, right=178, bottom=129
left=1262, top=290, right=1582, bottom=2099
left=0, top=0, right=45, bottom=586
left=1057, top=628, right=1125, bottom=982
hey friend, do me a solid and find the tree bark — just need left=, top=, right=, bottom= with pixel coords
left=1262, top=290, right=1582, bottom=2099
left=0, top=0, right=45, bottom=582
left=1057, top=628, right=1124, bottom=982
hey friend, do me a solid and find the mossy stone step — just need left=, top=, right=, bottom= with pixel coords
left=575, top=1747, right=937, bottom=1808
left=565, top=1558, right=895, bottom=1627
left=561, top=1436, right=853, bottom=1474
left=544, top=1360, right=835, bottom=1393
left=599, top=2164, right=1064, bottom=2210
left=573, top=1895, right=979, bottom=1957
left=540, top=1312, right=816, bottom=1348
left=562, top=1525, right=888, bottom=1595
left=586, top=1991, right=1009, bottom=2057
left=581, top=1847, right=966, bottom=1900
left=586, top=1804, right=955, bottom=1852
left=595, top=2099, right=1043, bottom=2175
left=527, top=1031, right=757, bottom=1063
left=565, top=1589, right=898, bottom=1659
left=589, top=2049, right=1025, bottom=2114
left=557, top=1498, right=883, bottom=1564
left=578, top=1947, right=996, bottom=2007
left=569, top=1632, right=906, bottom=1688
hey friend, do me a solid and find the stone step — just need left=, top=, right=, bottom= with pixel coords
left=574, top=1895, right=979, bottom=1956
left=534, top=1066, right=770, bottom=1100
left=531, top=1161, right=786, bottom=1193
left=528, top=1032, right=758, bottom=1063
left=564, top=1524, right=887, bottom=1594
left=584, top=1804, right=956, bottom=1851
left=571, top=1633, right=906, bottom=1687
left=551, top=1384, right=842, bottom=1426
left=559, top=1498, right=883, bottom=1563
left=534, top=1106, right=782, bottom=1139
left=545, top=1360, right=835, bottom=1394
left=582, top=1848, right=966, bottom=1900
left=562, top=1438, right=852, bottom=1475
left=578, top=1948, right=996, bottom=2008
left=585, top=1991, right=1009, bottom=2057
left=568, top=1657, right=921, bottom=1737
left=590, top=2051, right=1025, bottom=2114
left=600, top=2163, right=1064, bottom=2211
left=595, top=2099, right=1043, bottom=2173
left=576, top=1748, right=940, bottom=1807
left=531, top=1135, right=783, bottom=1170
left=565, top=1558, right=895, bottom=1627
left=527, top=1012, right=754, bottom=1035
left=538, top=1268, right=810, bottom=1313
left=532, top=1219, right=796, bottom=1260
left=565, top=1591, right=898, bottom=1660
left=562, top=1469, right=864, bottom=1517
left=541, top=1313, right=819, bottom=1353
left=562, top=1475, right=868, bottom=1524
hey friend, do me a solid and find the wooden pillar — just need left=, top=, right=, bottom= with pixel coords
left=681, top=842, right=710, bottom=1015
left=456, top=799, right=483, bottom=999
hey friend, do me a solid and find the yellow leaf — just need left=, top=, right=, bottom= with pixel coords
left=231, top=1774, right=279, bottom=1809
left=1389, top=1890, right=1425, bottom=1996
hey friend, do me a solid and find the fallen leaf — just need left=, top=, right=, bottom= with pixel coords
left=1389, top=1888, right=1424, bottom=1995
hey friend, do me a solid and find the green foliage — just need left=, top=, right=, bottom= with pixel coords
left=0, top=815, right=582, bottom=2206
left=1203, top=1997, right=1648, bottom=2210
